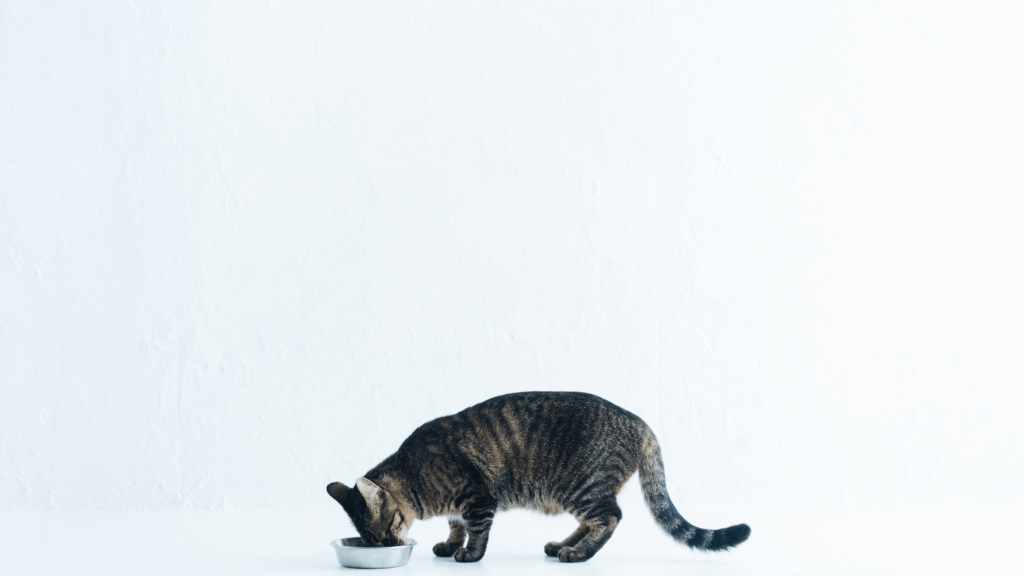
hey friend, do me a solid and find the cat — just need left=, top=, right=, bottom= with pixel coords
left=326, top=391, right=750, bottom=563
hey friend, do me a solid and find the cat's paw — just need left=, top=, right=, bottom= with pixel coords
left=558, top=547, right=587, bottom=563
left=453, top=547, right=483, bottom=563
left=433, top=542, right=457, bottom=557
left=544, top=542, right=563, bottom=557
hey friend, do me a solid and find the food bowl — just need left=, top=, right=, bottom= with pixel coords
left=330, top=538, right=417, bottom=569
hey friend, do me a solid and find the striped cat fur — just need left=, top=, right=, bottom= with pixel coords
left=327, top=392, right=750, bottom=563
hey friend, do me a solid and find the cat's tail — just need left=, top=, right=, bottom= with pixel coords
left=637, top=429, right=751, bottom=552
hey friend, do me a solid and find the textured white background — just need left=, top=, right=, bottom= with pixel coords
left=2, top=1, right=1023, bottom=511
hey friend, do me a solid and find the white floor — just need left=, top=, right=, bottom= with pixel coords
left=2, top=501, right=1021, bottom=575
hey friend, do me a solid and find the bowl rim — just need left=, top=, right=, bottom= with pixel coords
left=330, top=537, right=417, bottom=550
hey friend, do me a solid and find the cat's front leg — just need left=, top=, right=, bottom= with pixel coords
left=433, top=519, right=467, bottom=557
left=453, top=502, right=495, bottom=562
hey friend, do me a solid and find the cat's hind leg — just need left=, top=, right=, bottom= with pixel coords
left=432, top=519, right=467, bottom=557
left=544, top=521, right=590, bottom=557
left=557, top=499, right=622, bottom=563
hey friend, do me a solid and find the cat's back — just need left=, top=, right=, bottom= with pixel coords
left=460, top=391, right=630, bottom=424
left=406, top=391, right=644, bottom=453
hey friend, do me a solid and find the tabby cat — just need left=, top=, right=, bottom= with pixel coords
left=326, top=391, right=750, bottom=563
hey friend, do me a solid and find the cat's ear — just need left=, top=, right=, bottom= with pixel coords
left=355, top=477, right=384, bottom=510
left=326, top=482, right=350, bottom=506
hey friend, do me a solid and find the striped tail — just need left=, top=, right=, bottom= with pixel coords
left=637, top=430, right=751, bottom=552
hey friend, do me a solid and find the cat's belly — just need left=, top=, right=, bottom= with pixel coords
left=500, top=497, right=566, bottom=516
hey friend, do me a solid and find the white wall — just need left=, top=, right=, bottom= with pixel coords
left=2, top=0, right=1022, bottom=511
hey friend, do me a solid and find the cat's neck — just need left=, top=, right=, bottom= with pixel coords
left=366, top=454, right=425, bottom=520
left=370, top=473, right=422, bottom=519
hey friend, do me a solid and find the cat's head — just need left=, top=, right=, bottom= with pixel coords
left=326, top=478, right=411, bottom=546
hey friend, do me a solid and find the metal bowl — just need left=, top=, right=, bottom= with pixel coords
left=330, top=537, right=417, bottom=569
